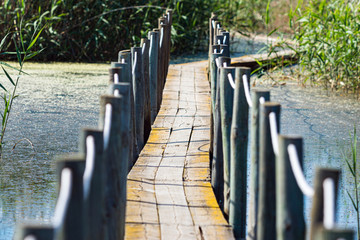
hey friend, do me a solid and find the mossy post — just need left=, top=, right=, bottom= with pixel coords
left=56, top=154, right=86, bottom=240
left=131, top=47, right=145, bottom=151
left=276, top=135, right=305, bottom=240
left=219, top=66, right=236, bottom=217
left=79, top=129, right=105, bottom=240
left=209, top=13, right=218, bottom=62
left=14, top=224, right=54, bottom=240
left=310, top=168, right=340, bottom=239
left=211, top=55, right=230, bottom=209
left=99, top=95, right=128, bottom=240
left=148, top=31, right=159, bottom=123
left=229, top=67, right=251, bottom=239
left=247, top=89, right=270, bottom=240
left=257, top=102, right=280, bottom=240
left=141, top=38, right=151, bottom=143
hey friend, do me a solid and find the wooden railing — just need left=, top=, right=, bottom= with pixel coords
left=209, top=14, right=354, bottom=240
left=14, top=9, right=173, bottom=240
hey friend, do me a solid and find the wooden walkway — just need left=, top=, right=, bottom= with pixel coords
left=125, top=61, right=235, bottom=239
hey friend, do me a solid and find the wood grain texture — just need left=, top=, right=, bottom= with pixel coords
left=125, top=62, right=234, bottom=240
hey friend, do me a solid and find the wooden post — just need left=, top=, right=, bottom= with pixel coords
left=310, top=168, right=340, bottom=239
left=108, top=82, right=133, bottom=171
left=141, top=38, right=151, bottom=143
left=257, top=102, right=281, bottom=240
left=56, top=154, right=86, bottom=240
left=219, top=66, right=236, bottom=217
left=99, top=95, right=130, bottom=240
left=131, top=47, right=145, bottom=151
left=211, top=56, right=230, bottom=209
left=14, top=223, right=54, bottom=240
left=222, top=31, right=230, bottom=47
left=247, top=89, right=270, bottom=240
left=313, top=227, right=354, bottom=240
left=79, top=128, right=105, bottom=240
left=158, top=18, right=167, bottom=93
left=276, top=135, right=305, bottom=240
left=229, top=67, right=251, bottom=239
left=109, top=66, right=137, bottom=163
left=213, top=21, right=220, bottom=44
left=209, top=13, right=218, bottom=57
left=152, top=28, right=162, bottom=111
left=148, top=31, right=160, bottom=123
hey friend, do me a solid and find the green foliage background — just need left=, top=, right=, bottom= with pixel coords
left=0, top=0, right=224, bottom=62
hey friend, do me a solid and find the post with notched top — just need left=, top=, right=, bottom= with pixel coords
left=211, top=55, right=230, bottom=209
left=14, top=224, right=54, bottom=240
left=257, top=102, right=280, bottom=240
left=80, top=128, right=105, bottom=240
left=99, top=95, right=129, bottom=240
left=276, top=135, right=305, bottom=240
left=56, top=154, right=86, bottom=240
left=141, top=38, right=151, bottom=143
left=310, top=168, right=340, bottom=239
left=248, top=89, right=270, bottom=240
left=148, top=31, right=159, bottom=123
left=229, top=67, right=251, bottom=239
left=219, top=66, right=236, bottom=217
left=109, top=66, right=137, bottom=166
left=131, top=47, right=145, bottom=151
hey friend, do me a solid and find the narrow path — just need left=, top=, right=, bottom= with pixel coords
left=125, top=61, right=235, bottom=239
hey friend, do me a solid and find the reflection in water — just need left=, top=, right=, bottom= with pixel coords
left=0, top=62, right=108, bottom=239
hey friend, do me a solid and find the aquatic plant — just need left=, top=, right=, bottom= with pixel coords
left=0, top=1, right=56, bottom=153
left=343, top=126, right=360, bottom=239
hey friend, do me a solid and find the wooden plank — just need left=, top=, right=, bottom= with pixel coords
left=126, top=61, right=235, bottom=240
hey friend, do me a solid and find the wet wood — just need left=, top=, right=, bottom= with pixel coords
left=125, top=62, right=234, bottom=240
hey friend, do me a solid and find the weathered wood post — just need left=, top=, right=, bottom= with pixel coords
left=313, top=227, right=354, bottom=240
left=222, top=31, right=230, bottom=47
left=14, top=224, right=54, bottom=240
left=80, top=128, right=105, bottom=240
left=247, top=89, right=270, bottom=240
left=158, top=17, right=167, bottom=92
left=257, top=102, right=280, bottom=240
left=276, top=135, right=305, bottom=240
left=165, top=9, right=172, bottom=76
left=56, top=154, right=86, bottom=240
left=229, top=67, right=251, bottom=239
left=211, top=56, right=230, bottom=209
left=310, top=168, right=340, bottom=239
left=219, top=66, right=236, bottom=217
left=109, top=66, right=136, bottom=166
left=99, top=95, right=130, bottom=240
left=141, top=38, right=151, bottom=143
left=213, top=21, right=220, bottom=44
left=209, top=13, right=218, bottom=61
left=131, top=47, right=145, bottom=151
left=108, top=82, right=133, bottom=171
left=148, top=31, right=160, bottom=123
left=153, top=28, right=162, bottom=111
left=113, top=52, right=139, bottom=160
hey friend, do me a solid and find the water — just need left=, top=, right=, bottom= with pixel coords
left=0, top=49, right=359, bottom=238
left=0, top=62, right=108, bottom=239
left=255, top=76, right=360, bottom=234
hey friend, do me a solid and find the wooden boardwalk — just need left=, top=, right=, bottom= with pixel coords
left=125, top=61, right=235, bottom=239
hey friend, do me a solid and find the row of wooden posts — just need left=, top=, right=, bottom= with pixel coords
left=209, top=14, right=355, bottom=240
left=14, top=9, right=173, bottom=240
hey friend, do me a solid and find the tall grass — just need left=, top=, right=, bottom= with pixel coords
left=288, top=0, right=360, bottom=93
left=344, top=126, right=360, bottom=239
left=1, top=0, right=220, bottom=62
